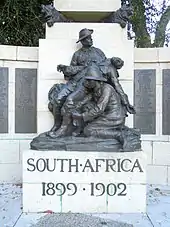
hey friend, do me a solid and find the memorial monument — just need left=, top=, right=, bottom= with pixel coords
left=30, top=2, right=141, bottom=152
left=23, top=0, right=146, bottom=214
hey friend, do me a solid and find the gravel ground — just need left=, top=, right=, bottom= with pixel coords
left=31, top=213, right=133, bottom=227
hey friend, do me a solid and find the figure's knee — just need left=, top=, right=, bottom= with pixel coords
left=83, top=125, right=94, bottom=137
left=61, top=96, right=74, bottom=115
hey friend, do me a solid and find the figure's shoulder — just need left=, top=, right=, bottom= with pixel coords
left=72, top=49, right=81, bottom=56
left=103, top=83, right=113, bottom=92
left=92, top=46, right=105, bottom=53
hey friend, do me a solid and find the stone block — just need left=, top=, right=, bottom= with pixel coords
left=8, top=82, right=15, bottom=112
left=28, top=183, right=145, bottom=213
left=8, top=111, right=15, bottom=134
left=19, top=140, right=32, bottom=163
left=0, top=45, right=17, bottom=60
left=168, top=167, right=170, bottom=185
left=37, top=111, right=54, bottom=134
left=23, top=150, right=146, bottom=184
left=46, top=23, right=127, bottom=41
left=121, top=80, right=133, bottom=106
left=141, top=134, right=169, bottom=142
left=158, top=47, right=170, bottom=62
left=15, top=68, right=37, bottom=133
left=141, top=141, right=153, bottom=164
left=153, top=141, right=170, bottom=166
left=16, top=46, right=38, bottom=61
left=0, top=140, right=20, bottom=164
left=0, top=67, right=8, bottom=133
left=156, top=85, right=162, bottom=113
left=134, top=48, right=159, bottom=63
left=54, top=0, right=121, bottom=12
left=162, top=69, right=170, bottom=135
left=0, top=164, right=22, bottom=183
left=107, top=184, right=146, bottom=213
left=147, top=165, right=168, bottom=185
left=0, top=60, right=4, bottom=67
left=3, top=60, right=38, bottom=70
left=134, top=69, right=156, bottom=134
left=23, top=150, right=146, bottom=213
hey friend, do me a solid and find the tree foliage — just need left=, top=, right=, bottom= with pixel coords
left=127, top=0, right=170, bottom=47
left=0, top=0, right=170, bottom=47
left=0, top=0, right=52, bottom=46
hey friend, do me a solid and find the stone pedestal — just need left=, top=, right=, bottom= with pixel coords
left=23, top=150, right=146, bottom=213
left=53, top=0, right=121, bottom=21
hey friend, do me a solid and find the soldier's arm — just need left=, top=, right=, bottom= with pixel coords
left=95, top=48, right=107, bottom=60
left=70, top=52, right=78, bottom=66
left=82, top=86, right=111, bottom=122
left=110, top=75, right=129, bottom=105
left=62, top=51, right=85, bottom=77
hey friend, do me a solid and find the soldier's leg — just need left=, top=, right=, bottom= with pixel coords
left=49, top=82, right=76, bottom=132
left=61, top=84, right=86, bottom=115
left=50, top=85, right=87, bottom=137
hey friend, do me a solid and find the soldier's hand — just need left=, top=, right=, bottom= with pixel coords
left=72, top=111, right=83, bottom=120
left=126, top=104, right=136, bottom=114
left=57, top=64, right=66, bottom=72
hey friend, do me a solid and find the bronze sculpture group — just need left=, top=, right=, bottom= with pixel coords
left=31, top=28, right=141, bottom=152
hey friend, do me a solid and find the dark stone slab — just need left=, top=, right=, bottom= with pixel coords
left=162, top=69, right=170, bottom=135
left=15, top=68, right=37, bottom=133
left=0, top=67, right=8, bottom=133
left=134, top=69, right=156, bottom=134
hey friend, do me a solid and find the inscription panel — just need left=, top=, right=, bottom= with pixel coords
left=0, top=67, right=8, bottom=133
left=15, top=68, right=37, bottom=133
left=134, top=69, right=156, bottom=134
left=162, top=69, right=170, bottom=135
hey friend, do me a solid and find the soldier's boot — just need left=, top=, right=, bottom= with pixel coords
left=50, top=101, right=63, bottom=132
left=72, top=119, right=84, bottom=137
left=49, top=114, right=72, bottom=138
left=50, top=113, right=62, bottom=132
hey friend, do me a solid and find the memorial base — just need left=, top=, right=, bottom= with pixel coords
left=23, top=150, right=146, bottom=213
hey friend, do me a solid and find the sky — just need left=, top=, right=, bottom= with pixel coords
left=148, top=0, right=170, bottom=45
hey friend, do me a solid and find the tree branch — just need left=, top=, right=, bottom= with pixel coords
left=130, top=0, right=152, bottom=47
left=153, top=6, right=170, bottom=47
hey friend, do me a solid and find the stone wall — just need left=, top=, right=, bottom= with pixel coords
left=134, top=48, right=170, bottom=185
left=0, top=45, right=170, bottom=185
left=0, top=46, right=38, bottom=183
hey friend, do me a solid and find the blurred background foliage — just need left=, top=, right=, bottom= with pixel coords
left=0, top=0, right=170, bottom=47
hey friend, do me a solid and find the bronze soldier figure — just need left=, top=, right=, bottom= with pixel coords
left=49, top=28, right=135, bottom=137
left=71, top=75, right=139, bottom=152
